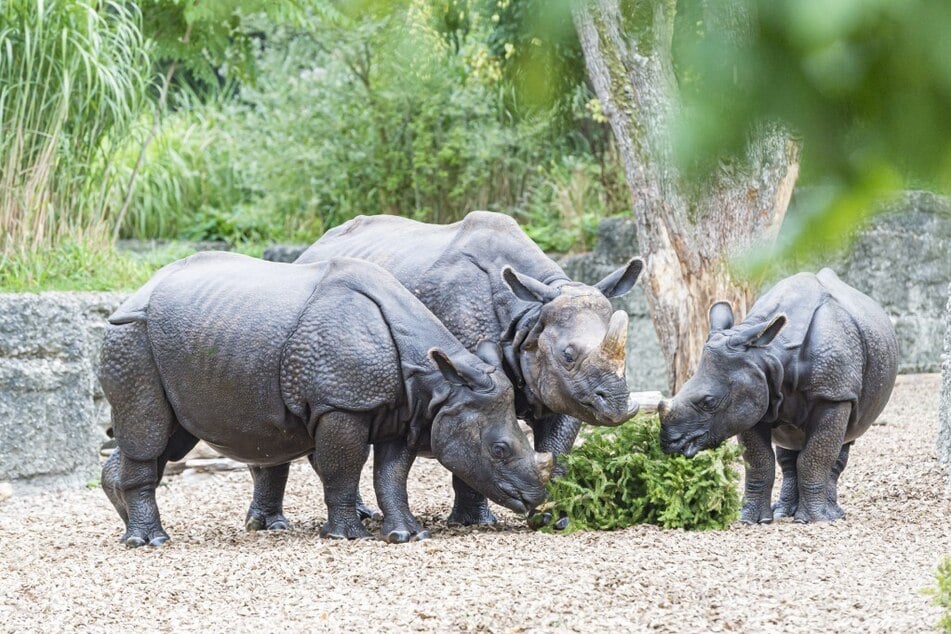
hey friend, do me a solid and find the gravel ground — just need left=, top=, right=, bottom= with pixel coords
left=1, top=374, right=949, bottom=632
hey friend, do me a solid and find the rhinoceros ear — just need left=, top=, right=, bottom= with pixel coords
left=732, top=314, right=787, bottom=348
left=429, top=348, right=493, bottom=391
left=708, top=301, right=735, bottom=332
left=501, top=267, right=558, bottom=304
left=595, top=257, right=644, bottom=298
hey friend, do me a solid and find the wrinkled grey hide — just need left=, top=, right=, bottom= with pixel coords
left=99, top=253, right=552, bottom=547
left=246, top=211, right=643, bottom=527
left=658, top=269, right=898, bottom=524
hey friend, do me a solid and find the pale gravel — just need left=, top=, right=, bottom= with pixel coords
left=0, top=374, right=948, bottom=633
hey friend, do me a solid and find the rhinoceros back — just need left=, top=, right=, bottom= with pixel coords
left=749, top=268, right=897, bottom=433
left=297, top=212, right=566, bottom=348
left=135, top=252, right=331, bottom=458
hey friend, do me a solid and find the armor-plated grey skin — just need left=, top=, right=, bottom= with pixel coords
left=657, top=269, right=898, bottom=524
left=98, top=252, right=553, bottom=547
left=273, top=211, right=644, bottom=527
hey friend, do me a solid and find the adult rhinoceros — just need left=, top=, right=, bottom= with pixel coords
left=99, top=253, right=553, bottom=546
left=246, top=211, right=643, bottom=528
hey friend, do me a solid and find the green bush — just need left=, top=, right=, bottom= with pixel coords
left=114, top=6, right=628, bottom=249
left=928, top=558, right=951, bottom=633
left=541, top=415, right=743, bottom=532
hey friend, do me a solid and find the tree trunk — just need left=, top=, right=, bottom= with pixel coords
left=573, top=0, right=800, bottom=393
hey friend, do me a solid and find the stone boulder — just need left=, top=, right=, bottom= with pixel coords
left=938, top=284, right=951, bottom=470
left=831, top=191, right=951, bottom=373
left=0, top=293, right=125, bottom=490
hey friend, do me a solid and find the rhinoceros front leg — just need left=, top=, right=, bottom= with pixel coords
left=373, top=439, right=429, bottom=543
left=794, top=402, right=851, bottom=523
left=739, top=422, right=776, bottom=524
left=447, top=477, right=497, bottom=526
left=772, top=447, right=800, bottom=519
left=245, top=463, right=290, bottom=531
left=530, top=413, right=581, bottom=478
left=312, top=411, right=372, bottom=540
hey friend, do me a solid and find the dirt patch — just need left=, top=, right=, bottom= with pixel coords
left=1, top=374, right=948, bottom=632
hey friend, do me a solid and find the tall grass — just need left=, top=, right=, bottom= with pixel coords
left=0, top=0, right=150, bottom=258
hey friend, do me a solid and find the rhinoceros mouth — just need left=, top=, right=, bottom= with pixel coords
left=663, top=429, right=709, bottom=458
left=496, top=481, right=544, bottom=514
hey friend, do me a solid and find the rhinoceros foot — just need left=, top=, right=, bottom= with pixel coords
left=447, top=503, right=497, bottom=527
left=793, top=500, right=845, bottom=524
left=739, top=500, right=774, bottom=525
left=356, top=499, right=383, bottom=522
left=245, top=511, right=289, bottom=532
left=385, top=529, right=431, bottom=544
left=772, top=498, right=798, bottom=519
left=320, top=516, right=372, bottom=540
left=122, top=525, right=170, bottom=548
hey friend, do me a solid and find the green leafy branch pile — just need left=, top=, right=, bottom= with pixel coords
left=541, top=415, right=742, bottom=532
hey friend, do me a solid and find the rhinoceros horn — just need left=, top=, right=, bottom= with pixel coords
left=600, top=310, right=629, bottom=371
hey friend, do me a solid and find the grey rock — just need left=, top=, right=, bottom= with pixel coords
left=938, top=283, right=951, bottom=470
left=262, top=244, right=309, bottom=263
left=0, top=293, right=125, bottom=488
left=830, top=192, right=951, bottom=373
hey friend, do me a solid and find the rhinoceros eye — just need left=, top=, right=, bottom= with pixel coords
left=562, top=346, right=576, bottom=364
left=490, top=442, right=511, bottom=461
left=698, top=395, right=719, bottom=411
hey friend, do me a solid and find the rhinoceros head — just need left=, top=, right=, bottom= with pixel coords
left=501, top=257, right=643, bottom=426
left=428, top=344, right=553, bottom=513
left=658, top=301, right=787, bottom=457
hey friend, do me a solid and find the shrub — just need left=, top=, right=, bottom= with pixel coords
left=540, top=415, right=743, bottom=532
left=928, top=558, right=951, bottom=633
left=0, top=0, right=150, bottom=253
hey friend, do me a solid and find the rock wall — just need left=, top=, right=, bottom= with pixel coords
left=831, top=192, right=951, bottom=373
left=0, top=293, right=125, bottom=490
left=938, top=284, right=951, bottom=470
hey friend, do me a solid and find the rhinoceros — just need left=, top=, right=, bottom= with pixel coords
left=242, top=211, right=643, bottom=528
left=99, top=252, right=553, bottom=546
left=658, top=268, right=898, bottom=523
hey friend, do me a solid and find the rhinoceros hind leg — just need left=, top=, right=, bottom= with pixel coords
left=793, top=402, right=850, bottom=523
left=101, top=322, right=190, bottom=547
left=447, top=476, right=498, bottom=526
left=312, top=411, right=372, bottom=540
left=246, top=463, right=290, bottom=531
left=772, top=447, right=799, bottom=518
left=306, top=452, right=381, bottom=521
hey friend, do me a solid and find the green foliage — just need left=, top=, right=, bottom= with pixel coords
left=0, top=0, right=151, bottom=253
left=0, top=239, right=192, bottom=292
left=671, top=0, right=951, bottom=274
left=139, top=0, right=327, bottom=89
left=542, top=416, right=742, bottom=532
left=116, top=3, right=625, bottom=245
left=927, top=558, right=951, bottom=633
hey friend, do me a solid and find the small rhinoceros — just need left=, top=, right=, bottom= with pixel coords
left=99, top=252, right=552, bottom=547
left=658, top=269, right=898, bottom=524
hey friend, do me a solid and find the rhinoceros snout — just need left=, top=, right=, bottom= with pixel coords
left=657, top=399, right=671, bottom=419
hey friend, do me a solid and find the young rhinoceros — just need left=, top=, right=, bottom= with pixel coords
left=99, top=252, right=552, bottom=547
left=657, top=269, right=898, bottom=524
